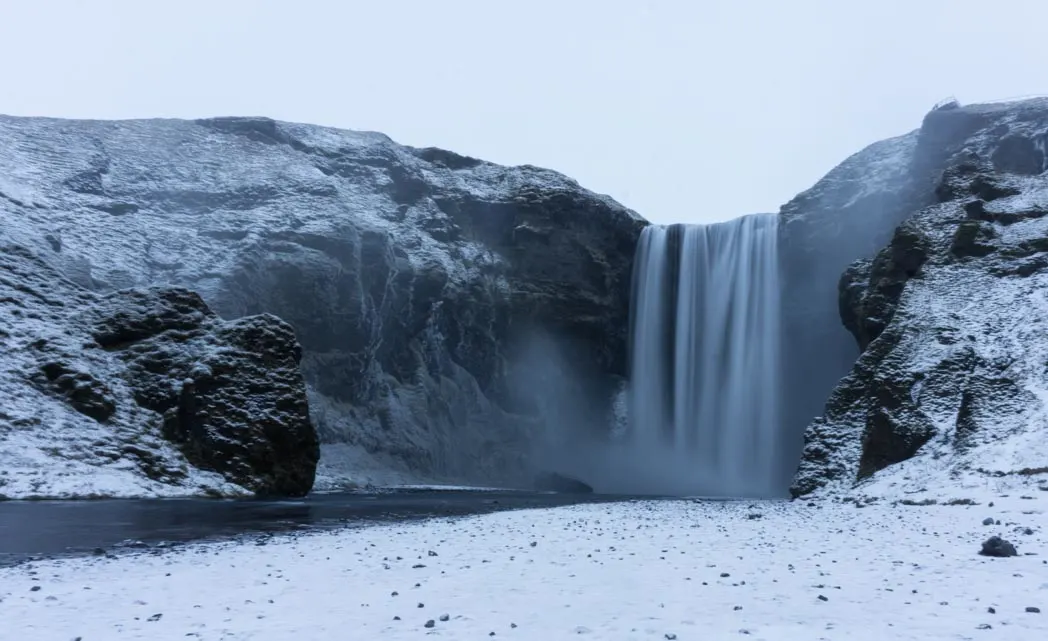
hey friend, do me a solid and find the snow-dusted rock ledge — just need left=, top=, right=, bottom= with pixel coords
left=793, top=98, right=1048, bottom=499
left=0, top=244, right=319, bottom=499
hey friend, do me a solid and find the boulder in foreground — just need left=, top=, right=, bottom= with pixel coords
left=0, top=244, right=319, bottom=498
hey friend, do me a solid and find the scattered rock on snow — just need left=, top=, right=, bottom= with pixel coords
left=979, top=536, right=1018, bottom=558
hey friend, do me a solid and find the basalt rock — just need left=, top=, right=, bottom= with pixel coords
left=793, top=98, right=1048, bottom=498
left=0, top=243, right=318, bottom=498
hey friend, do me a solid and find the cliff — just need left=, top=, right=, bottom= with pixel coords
left=0, top=115, right=645, bottom=495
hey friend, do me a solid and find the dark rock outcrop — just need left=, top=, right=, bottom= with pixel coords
left=0, top=115, right=645, bottom=490
left=0, top=244, right=318, bottom=498
left=792, top=98, right=1048, bottom=497
left=533, top=472, right=594, bottom=494
left=779, top=99, right=1014, bottom=492
left=980, top=536, right=1018, bottom=558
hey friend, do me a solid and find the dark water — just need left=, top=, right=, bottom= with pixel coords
left=0, top=489, right=645, bottom=566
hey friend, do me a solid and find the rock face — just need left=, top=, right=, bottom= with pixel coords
left=0, top=244, right=318, bottom=498
left=792, top=99, right=1048, bottom=497
left=0, top=115, right=645, bottom=491
left=778, top=131, right=923, bottom=488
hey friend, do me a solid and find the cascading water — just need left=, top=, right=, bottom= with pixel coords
left=626, top=213, right=783, bottom=498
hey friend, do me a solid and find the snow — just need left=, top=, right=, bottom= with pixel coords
left=2, top=495, right=1046, bottom=641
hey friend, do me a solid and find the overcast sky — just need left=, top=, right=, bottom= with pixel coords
left=2, top=0, right=1045, bottom=223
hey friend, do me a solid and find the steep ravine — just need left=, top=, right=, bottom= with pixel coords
left=6, top=101, right=1047, bottom=501
left=0, top=115, right=646, bottom=495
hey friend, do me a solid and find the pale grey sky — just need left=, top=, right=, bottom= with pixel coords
left=2, top=0, right=1045, bottom=223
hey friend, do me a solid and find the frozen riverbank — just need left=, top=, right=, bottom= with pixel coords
left=3, top=494, right=1046, bottom=640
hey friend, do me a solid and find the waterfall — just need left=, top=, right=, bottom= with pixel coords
left=627, top=213, right=782, bottom=498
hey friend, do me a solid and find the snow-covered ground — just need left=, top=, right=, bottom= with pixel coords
left=3, top=491, right=1046, bottom=641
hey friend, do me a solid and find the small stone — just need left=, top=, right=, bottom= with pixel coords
left=982, top=517, right=994, bottom=526
left=665, top=634, right=677, bottom=640
left=977, top=623, right=992, bottom=630
left=30, top=586, right=41, bottom=592
left=1024, top=528, right=1035, bottom=535
left=391, top=591, right=398, bottom=596
left=439, top=614, right=450, bottom=622
left=988, top=607, right=996, bottom=614
left=530, top=542, right=537, bottom=547
left=1027, top=607, right=1041, bottom=613
left=424, top=619, right=435, bottom=628
left=428, top=550, right=438, bottom=557
left=147, top=613, right=162, bottom=622
left=511, top=623, right=518, bottom=629
left=733, top=606, right=742, bottom=611
left=393, top=616, right=401, bottom=621
left=720, top=572, right=730, bottom=578
left=417, top=602, right=424, bottom=608
left=818, top=595, right=829, bottom=602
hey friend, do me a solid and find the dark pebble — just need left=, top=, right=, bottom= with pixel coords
left=424, top=620, right=435, bottom=628
left=818, top=595, right=829, bottom=602
left=1026, top=607, right=1041, bottom=613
